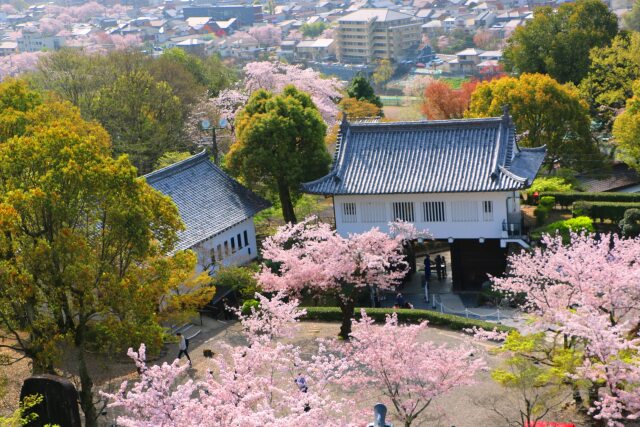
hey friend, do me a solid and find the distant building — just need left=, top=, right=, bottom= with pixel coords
left=336, top=8, right=421, bottom=64
left=296, top=38, right=335, bottom=61
left=0, top=41, right=18, bottom=56
left=183, top=5, right=263, bottom=26
left=17, top=28, right=65, bottom=52
left=144, top=151, right=270, bottom=274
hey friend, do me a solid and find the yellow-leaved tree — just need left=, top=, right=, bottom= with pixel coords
left=0, top=79, right=214, bottom=426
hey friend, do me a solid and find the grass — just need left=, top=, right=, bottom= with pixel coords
left=438, top=76, right=470, bottom=89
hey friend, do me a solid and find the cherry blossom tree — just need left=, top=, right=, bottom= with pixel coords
left=1, top=4, right=17, bottom=14
left=493, top=232, right=640, bottom=426
left=330, top=311, right=484, bottom=427
left=0, top=52, right=46, bottom=81
left=258, top=217, right=429, bottom=339
left=248, top=24, right=282, bottom=47
left=103, top=293, right=356, bottom=426
left=212, top=61, right=343, bottom=126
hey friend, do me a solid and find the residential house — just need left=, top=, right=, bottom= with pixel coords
left=448, top=47, right=483, bottom=75
left=144, top=151, right=270, bottom=274
left=336, top=8, right=421, bottom=64
left=302, top=113, right=545, bottom=290
left=296, top=38, right=335, bottom=61
left=0, top=41, right=18, bottom=56
left=182, top=5, right=263, bottom=26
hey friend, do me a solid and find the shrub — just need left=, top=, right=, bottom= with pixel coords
left=534, top=205, right=550, bottom=225
left=573, top=201, right=640, bottom=222
left=241, top=299, right=260, bottom=315
left=301, top=306, right=514, bottom=332
left=543, top=192, right=640, bottom=209
left=539, top=196, right=556, bottom=209
left=533, top=216, right=594, bottom=242
left=619, top=208, right=640, bottom=237
left=527, top=177, right=573, bottom=198
left=211, top=264, right=260, bottom=303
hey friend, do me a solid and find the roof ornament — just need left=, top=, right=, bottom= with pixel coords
left=340, top=113, right=349, bottom=132
left=501, top=104, right=511, bottom=124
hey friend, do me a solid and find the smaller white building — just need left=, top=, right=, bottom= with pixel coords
left=144, top=151, right=270, bottom=274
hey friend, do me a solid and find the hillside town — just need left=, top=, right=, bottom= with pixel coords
left=2, top=0, right=640, bottom=426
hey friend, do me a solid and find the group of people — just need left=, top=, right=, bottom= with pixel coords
left=423, top=254, right=447, bottom=281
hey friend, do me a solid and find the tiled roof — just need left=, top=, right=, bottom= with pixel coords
left=302, top=115, right=546, bottom=195
left=144, top=151, right=271, bottom=251
left=338, top=8, right=414, bottom=22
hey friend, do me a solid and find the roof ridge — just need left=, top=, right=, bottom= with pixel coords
left=499, top=165, right=527, bottom=183
left=144, top=150, right=209, bottom=183
left=348, top=117, right=503, bottom=129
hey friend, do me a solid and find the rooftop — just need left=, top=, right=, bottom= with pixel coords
left=302, top=115, right=546, bottom=195
left=338, top=8, right=414, bottom=22
left=144, top=151, right=270, bottom=251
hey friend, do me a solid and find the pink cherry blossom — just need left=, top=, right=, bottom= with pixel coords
left=248, top=25, right=282, bottom=47
left=0, top=52, right=47, bottom=81
left=493, top=232, right=640, bottom=426
left=212, top=62, right=343, bottom=125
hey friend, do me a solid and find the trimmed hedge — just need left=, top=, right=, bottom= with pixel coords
left=542, top=192, right=640, bottom=209
left=572, top=201, right=640, bottom=222
left=300, top=306, right=514, bottom=333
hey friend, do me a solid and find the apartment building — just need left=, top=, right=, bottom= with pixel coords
left=336, top=9, right=421, bottom=64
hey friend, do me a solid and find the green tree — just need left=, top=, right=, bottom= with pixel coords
left=624, top=0, right=640, bottom=31
left=372, top=59, right=394, bottom=88
left=579, top=32, right=640, bottom=124
left=346, top=75, right=383, bottom=109
left=228, top=86, right=330, bottom=224
left=155, top=151, right=195, bottom=169
left=466, top=74, right=601, bottom=171
left=613, top=81, right=640, bottom=170
left=619, top=208, right=640, bottom=237
left=92, top=69, right=185, bottom=174
left=503, top=0, right=618, bottom=84
left=0, top=80, right=213, bottom=426
left=300, top=21, right=328, bottom=38
left=161, top=48, right=235, bottom=97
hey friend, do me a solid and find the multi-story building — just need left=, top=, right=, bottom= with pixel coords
left=17, top=28, right=65, bottom=52
left=336, top=9, right=421, bottom=64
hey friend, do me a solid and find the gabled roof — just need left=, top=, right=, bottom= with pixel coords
left=302, top=115, right=546, bottom=195
left=144, top=151, right=271, bottom=251
left=338, top=8, right=413, bottom=22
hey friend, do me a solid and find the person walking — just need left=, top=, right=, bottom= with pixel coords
left=395, top=293, right=405, bottom=308
left=176, top=332, right=192, bottom=366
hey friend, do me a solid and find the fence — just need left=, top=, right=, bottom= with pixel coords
left=431, top=294, right=507, bottom=323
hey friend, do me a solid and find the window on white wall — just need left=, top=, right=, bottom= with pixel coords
left=482, top=201, right=493, bottom=221
left=360, top=201, right=387, bottom=223
left=224, top=241, right=230, bottom=256
left=422, top=201, right=446, bottom=222
left=244, top=230, right=249, bottom=247
left=392, top=202, right=415, bottom=222
left=342, top=202, right=357, bottom=223
left=217, top=244, right=223, bottom=261
left=237, top=233, right=243, bottom=249
left=451, top=200, right=479, bottom=222
left=231, top=237, right=236, bottom=253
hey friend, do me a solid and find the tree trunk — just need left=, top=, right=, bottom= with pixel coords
left=277, top=180, right=297, bottom=224
left=77, top=327, right=98, bottom=427
left=338, top=297, right=355, bottom=340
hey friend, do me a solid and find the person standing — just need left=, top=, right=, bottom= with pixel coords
left=176, top=332, right=192, bottom=366
left=395, top=293, right=405, bottom=308
left=441, top=256, right=447, bottom=278
left=434, top=255, right=442, bottom=280
left=423, top=254, right=431, bottom=286
left=295, top=373, right=308, bottom=393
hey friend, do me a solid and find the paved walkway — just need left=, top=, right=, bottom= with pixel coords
left=380, top=250, right=517, bottom=325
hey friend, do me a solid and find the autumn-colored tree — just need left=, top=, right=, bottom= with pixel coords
left=421, top=80, right=478, bottom=120
left=0, top=80, right=213, bottom=426
left=503, top=0, right=618, bottom=84
left=613, top=80, right=640, bottom=170
left=466, top=74, right=600, bottom=171
left=228, top=86, right=330, bottom=224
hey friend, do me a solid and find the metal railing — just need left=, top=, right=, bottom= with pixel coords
left=432, top=294, right=506, bottom=323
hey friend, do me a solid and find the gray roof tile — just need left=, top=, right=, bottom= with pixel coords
left=144, top=151, right=271, bottom=251
left=303, top=116, right=546, bottom=195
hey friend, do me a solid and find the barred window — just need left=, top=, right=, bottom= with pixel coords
left=451, top=201, right=479, bottom=222
left=422, top=201, right=446, bottom=222
left=342, top=202, right=357, bottom=223
left=483, top=201, right=493, bottom=221
left=392, top=202, right=415, bottom=222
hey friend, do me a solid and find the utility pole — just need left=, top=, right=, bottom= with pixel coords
left=199, top=118, right=227, bottom=165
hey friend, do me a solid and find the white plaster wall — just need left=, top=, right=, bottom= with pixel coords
left=334, top=191, right=520, bottom=239
left=190, top=218, right=259, bottom=274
